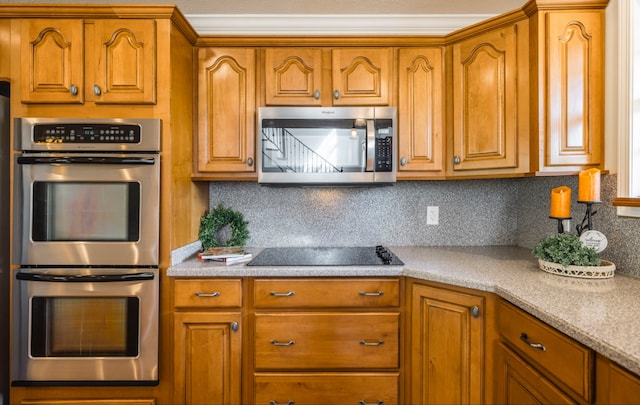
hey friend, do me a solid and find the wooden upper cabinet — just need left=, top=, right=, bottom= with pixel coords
left=397, top=48, right=444, bottom=178
left=451, top=23, right=528, bottom=176
left=20, top=19, right=84, bottom=103
left=20, top=18, right=156, bottom=104
left=533, top=10, right=604, bottom=174
left=196, top=47, right=256, bottom=175
left=90, top=19, right=156, bottom=104
left=332, top=48, right=391, bottom=105
left=264, top=47, right=391, bottom=106
left=264, top=48, right=323, bottom=105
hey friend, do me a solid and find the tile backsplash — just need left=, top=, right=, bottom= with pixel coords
left=209, top=174, right=640, bottom=277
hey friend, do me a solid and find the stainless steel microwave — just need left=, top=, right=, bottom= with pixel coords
left=257, top=106, right=397, bottom=185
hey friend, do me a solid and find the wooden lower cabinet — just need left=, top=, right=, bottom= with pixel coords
left=595, top=354, right=640, bottom=405
left=495, top=342, right=575, bottom=404
left=498, top=300, right=592, bottom=403
left=251, top=277, right=402, bottom=405
left=254, top=373, right=399, bottom=405
left=408, top=279, right=491, bottom=405
left=173, top=279, right=243, bottom=405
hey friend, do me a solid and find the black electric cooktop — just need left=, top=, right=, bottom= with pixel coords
left=246, top=245, right=403, bottom=266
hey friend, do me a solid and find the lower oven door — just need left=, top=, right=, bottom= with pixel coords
left=11, top=268, right=159, bottom=386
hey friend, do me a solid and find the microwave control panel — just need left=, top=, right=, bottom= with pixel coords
left=375, top=136, right=393, bottom=172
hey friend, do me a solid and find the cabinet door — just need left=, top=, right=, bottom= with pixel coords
left=174, top=312, right=242, bottom=405
left=90, top=19, right=156, bottom=104
left=409, top=283, right=484, bottom=405
left=20, top=19, right=84, bottom=104
left=595, top=354, right=640, bottom=405
left=542, top=11, right=604, bottom=171
left=331, top=48, right=391, bottom=105
left=451, top=25, right=519, bottom=172
left=255, top=312, right=399, bottom=370
left=495, top=343, right=575, bottom=405
left=196, top=48, right=256, bottom=174
left=397, top=48, right=444, bottom=177
left=0, top=20, right=11, bottom=79
left=264, top=48, right=323, bottom=105
left=254, top=373, right=399, bottom=405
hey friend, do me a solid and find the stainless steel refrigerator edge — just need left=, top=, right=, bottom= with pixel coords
left=0, top=82, right=11, bottom=404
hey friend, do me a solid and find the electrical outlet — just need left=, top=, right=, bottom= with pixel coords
left=427, top=206, right=439, bottom=225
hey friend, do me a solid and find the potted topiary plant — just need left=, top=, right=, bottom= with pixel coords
left=532, top=233, right=615, bottom=279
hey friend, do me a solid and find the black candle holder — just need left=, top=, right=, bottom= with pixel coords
left=576, top=201, right=600, bottom=235
left=549, top=216, right=571, bottom=233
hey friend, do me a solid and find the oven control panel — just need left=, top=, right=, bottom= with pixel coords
left=33, top=123, right=141, bottom=144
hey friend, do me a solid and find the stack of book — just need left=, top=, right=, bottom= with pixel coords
left=197, top=247, right=252, bottom=266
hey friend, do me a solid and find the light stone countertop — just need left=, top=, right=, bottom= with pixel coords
left=167, top=245, right=640, bottom=376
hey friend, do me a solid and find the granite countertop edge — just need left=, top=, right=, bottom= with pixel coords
left=168, top=245, right=640, bottom=376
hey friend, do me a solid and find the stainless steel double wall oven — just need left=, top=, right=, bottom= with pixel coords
left=11, top=118, right=161, bottom=386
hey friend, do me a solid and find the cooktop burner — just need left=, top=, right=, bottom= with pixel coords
left=246, top=245, right=403, bottom=266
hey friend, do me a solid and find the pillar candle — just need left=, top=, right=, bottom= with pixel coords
left=550, top=186, right=571, bottom=218
left=578, top=168, right=601, bottom=202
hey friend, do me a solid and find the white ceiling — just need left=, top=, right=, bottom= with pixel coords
left=7, top=0, right=528, bottom=34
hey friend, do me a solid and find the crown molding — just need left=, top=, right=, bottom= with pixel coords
left=185, top=14, right=497, bottom=36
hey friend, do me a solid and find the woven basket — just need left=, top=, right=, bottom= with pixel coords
left=538, top=258, right=616, bottom=279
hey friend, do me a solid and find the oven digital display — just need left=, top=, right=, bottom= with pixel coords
left=32, top=123, right=142, bottom=144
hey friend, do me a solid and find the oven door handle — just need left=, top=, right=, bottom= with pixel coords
left=16, top=271, right=156, bottom=282
left=17, top=156, right=156, bottom=165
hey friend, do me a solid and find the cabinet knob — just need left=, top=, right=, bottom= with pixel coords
left=313, top=89, right=320, bottom=99
left=400, top=156, right=407, bottom=167
left=93, top=84, right=102, bottom=96
left=69, top=84, right=78, bottom=96
left=471, top=305, right=480, bottom=318
left=453, top=155, right=461, bottom=165
left=333, top=90, right=340, bottom=99
left=247, top=157, right=254, bottom=167
left=231, top=321, right=239, bottom=332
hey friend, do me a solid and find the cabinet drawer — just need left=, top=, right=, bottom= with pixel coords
left=255, top=372, right=399, bottom=405
left=174, top=279, right=242, bottom=308
left=254, top=313, right=399, bottom=369
left=253, top=278, right=400, bottom=308
left=499, top=300, right=592, bottom=402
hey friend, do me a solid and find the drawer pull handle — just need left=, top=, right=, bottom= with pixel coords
left=194, top=291, right=220, bottom=297
left=359, top=401, right=384, bottom=405
left=270, top=291, right=295, bottom=297
left=270, top=401, right=294, bottom=405
left=520, top=333, right=546, bottom=352
left=359, top=340, right=384, bottom=346
left=270, top=339, right=296, bottom=346
left=359, top=291, right=384, bottom=297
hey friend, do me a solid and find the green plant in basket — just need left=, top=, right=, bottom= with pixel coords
left=532, top=233, right=600, bottom=267
left=198, top=204, right=249, bottom=250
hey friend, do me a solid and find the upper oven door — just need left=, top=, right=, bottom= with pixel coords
left=13, top=153, right=159, bottom=266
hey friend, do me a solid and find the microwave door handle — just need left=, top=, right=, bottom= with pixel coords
left=366, top=120, right=375, bottom=172
left=16, top=272, right=156, bottom=282
left=17, top=156, right=156, bottom=165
